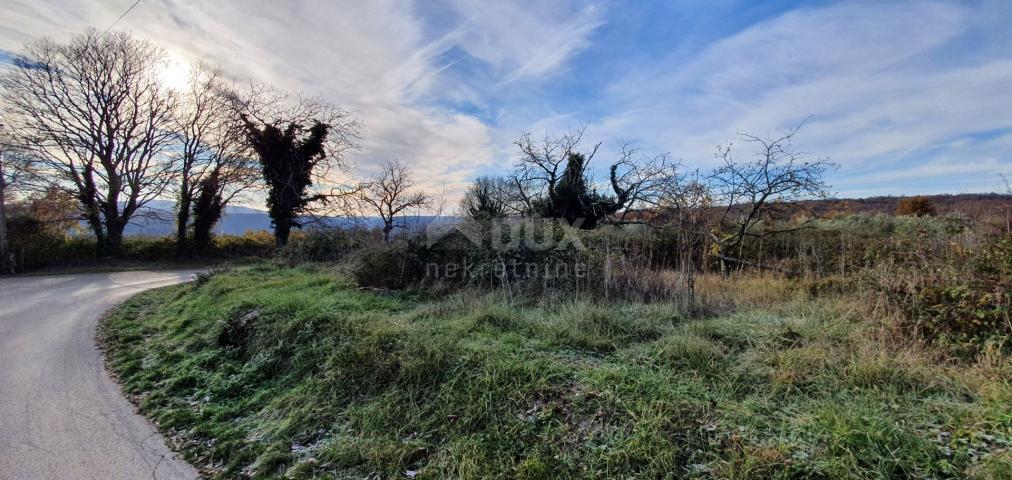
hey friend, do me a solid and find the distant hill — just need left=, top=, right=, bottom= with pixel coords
left=799, top=193, right=1012, bottom=219
left=119, top=200, right=271, bottom=236
left=124, top=211, right=272, bottom=236
left=121, top=201, right=447, bottom=237
left=119, top=194, right=1012, bottom=237
left=623, top=193, right=1012, bottom=227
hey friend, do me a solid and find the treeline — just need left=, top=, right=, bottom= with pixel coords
left=796, top=193, right=1012, bottom=225
left=0, top=29, right=362, bottom=269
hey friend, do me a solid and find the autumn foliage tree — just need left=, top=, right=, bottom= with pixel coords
left=896, top=196, right=937, bottom=217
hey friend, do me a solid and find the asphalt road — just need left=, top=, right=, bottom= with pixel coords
left=0, top=271, right=201, bottom=480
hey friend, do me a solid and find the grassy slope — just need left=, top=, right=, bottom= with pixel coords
left=100, top=264, right=1012, bottom=479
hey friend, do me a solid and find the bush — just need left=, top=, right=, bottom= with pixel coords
left=896, top=196, right=937, bottom=217
left=212, top=230, right=276, bottom=257
left=4, top=226, right=275, bottom=272
left=876, top=237, right=1011, bottom=354
left=351, top=220, right=606, bottom=294
left=350, top=240, right=424, bottom=289
left=6, top=214, right=71, bottom=271
left=346, top=221, right=702, bottom=307
left=278, top=229, right=372, bottom=264
left=731, top=213, right=972, bottom=277
left=118, top=236, right=178, bottom=259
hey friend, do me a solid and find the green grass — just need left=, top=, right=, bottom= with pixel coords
left=100, top=264, right=1012, bottom=479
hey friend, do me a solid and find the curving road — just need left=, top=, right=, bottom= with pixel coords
left=0, top=271, right=201, bottom=480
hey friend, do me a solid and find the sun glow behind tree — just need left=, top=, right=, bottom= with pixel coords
left=158, top=50, right=192, bottom=91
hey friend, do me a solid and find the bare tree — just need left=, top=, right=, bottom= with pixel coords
left=708, top=120, right=835, bottom=272
left=172, top=63, right=258, bottom=251
left=431, top=182, right=449, bottom=220
left=657, top=170, right=714, bottom=301
left=359, top=160, right=431, bottom=242
left=511, top=128, right=673, bottom=227
left=610, top=142, right=677, bottom=222
left=460, top=175, right=526, bottom=219
left=0, top=30, right=177, bottom=253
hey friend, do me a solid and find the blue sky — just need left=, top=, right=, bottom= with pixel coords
left=2, top=0, right=1011, bottom=202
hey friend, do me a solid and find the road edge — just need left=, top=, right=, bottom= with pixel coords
left=95, top=285, right=207, bottom=479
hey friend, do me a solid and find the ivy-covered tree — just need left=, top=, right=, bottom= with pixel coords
left=239, top=88, right=358, bottom=247
left=512, top=128, right=670, bottom=229
left=243, top=118, right=330, bottom=247
left=190, top=173, right=223, bottom=249
left=171, top=63, right=257, bottom=254
left=536, top=152, right=621, bottom=228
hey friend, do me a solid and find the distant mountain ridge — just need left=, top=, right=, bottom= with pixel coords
left=121, top=200, right=446, bottom=236
left=120, top=194, right=1012, bottom=237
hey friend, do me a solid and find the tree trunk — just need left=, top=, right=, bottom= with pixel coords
left=0, top=155, right=9, bottom=272
left=192, top=219, right=211, bottom=249
left=176, top=199, right=191, bottom=254
left=176, top=184, right=191, bottom=255
left=679, top=234, right=695, bottom=304
left=274, top=220, right=291, bottom=248
left=102, top=176, right=123, bottom=255
left=81, top=201, right=106, bottom=254
left=383, top=225, right=392, bottom=243
left=105, top=217, right=125, bottom=255
left=192, top=202, right=223, bottom=250
left=79, top=168, right=107, bottom=252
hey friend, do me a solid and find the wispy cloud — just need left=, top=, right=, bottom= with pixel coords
left=441, top=0, right=604, bottom=84
left=587, top=1, right=1012, bottom=196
